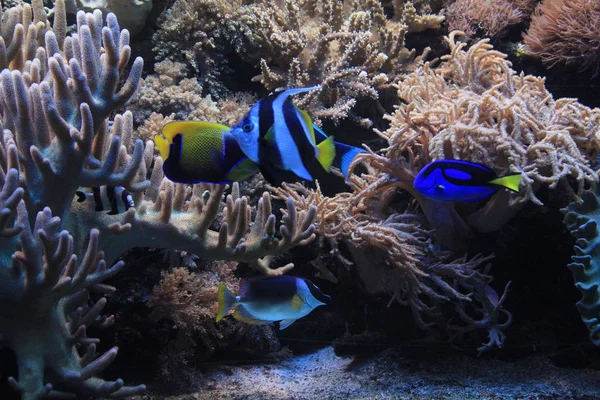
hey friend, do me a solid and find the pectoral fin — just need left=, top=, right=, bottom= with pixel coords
left=233, top=305, right=269, bottom=325
left=225, top=158, right=259, bottom=182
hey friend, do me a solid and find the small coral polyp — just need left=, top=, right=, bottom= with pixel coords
left=0, top=1, right=317, bottom=398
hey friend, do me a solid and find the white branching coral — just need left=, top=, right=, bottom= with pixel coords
left=0, top=1, right=317, bottom=398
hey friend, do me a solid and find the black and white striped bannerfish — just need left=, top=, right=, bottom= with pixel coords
left=229, top=86, right=365, bottom=185
left=75, top=186, right=135, bottom=215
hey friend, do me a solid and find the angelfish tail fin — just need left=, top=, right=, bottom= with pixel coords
left=316, top=135, right=336, bottom=171
left=488, top=173, right=522, bottom=193
left=333, top=142, right=366, bottom=179
left=216, top=283, right=236, bottom=322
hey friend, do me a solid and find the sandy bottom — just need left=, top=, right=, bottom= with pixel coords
left=141, top=346, right=600, bottom=399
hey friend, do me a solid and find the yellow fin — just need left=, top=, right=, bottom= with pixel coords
left=233, top=306, right=267, bottom=325
left=216, top=283, right=236, bottom=322
left=264, top=126, right=275, bottom=143
left=225, top=159, right=259, bottom=182
left=154, top=135, right=170, bottom=161
left=291, top=294, right=304, bottom=312
left=489, top=173, right=522, bottom=193
left=316, top=135, right=336, bottom=171
left=297, top=107, right=316, bottom=144
left=162, top=121, right=230, bottom=141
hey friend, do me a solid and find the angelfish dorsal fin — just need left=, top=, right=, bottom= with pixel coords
left=154, top=135, right=170, bottom=160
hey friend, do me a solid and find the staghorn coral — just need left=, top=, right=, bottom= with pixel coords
left=0, top=1, right=317, bottom=398
left=130, top=60, right=255, bottom=126
left=372, top=31, right=600, bottom=246
left=445, top=0, right=537, bottom=39
left=231, top=0, right=443, bottom=126
left=523, top=0, right=600, bottom=72
left=131, top=60, right=221, bottom=121
left=152, top=0, right=242, bottom=98
left=272, top=179, right=511, bottom=351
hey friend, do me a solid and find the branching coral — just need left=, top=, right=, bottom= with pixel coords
left=152, top=0, right=242, bottom=98
left=230, top=0, right=444, bottom=126
left=523, top=0, right=600, bottom=71
left=129, top=60, right=255, bottom=127
left=372, top=31, right=600, bottom=246
left=0, top=1, right=317, bottom=397
left=153, top=0, right=443, bottom=126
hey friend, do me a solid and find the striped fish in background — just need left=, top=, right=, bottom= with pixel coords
left=75, top=186, right=135, bottom=215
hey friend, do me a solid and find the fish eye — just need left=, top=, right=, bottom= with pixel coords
left=242, top=122, right=254, bottom=133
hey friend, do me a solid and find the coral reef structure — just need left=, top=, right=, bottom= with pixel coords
left=562, top=187, right=600, bottom=346
left=0, top=1, right=317, bottom=398
left=372, top=31, right=600, bottom=246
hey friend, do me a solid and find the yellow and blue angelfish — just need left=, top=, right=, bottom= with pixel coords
left=154, top=121, right=259, bottom=184
left=229, top=86, right=365, bottom=185
left=413, top=160, right=522, bottom=202
left=216, top=276, right=330, bottom=330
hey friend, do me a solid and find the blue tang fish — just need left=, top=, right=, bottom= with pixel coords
left=229, top=86, right=365, bottom=185
left=154, top=121, right=259, bottom=184
left=216, top=276, right=330, bottom=330
left=413, top=160, right=522, bottom=202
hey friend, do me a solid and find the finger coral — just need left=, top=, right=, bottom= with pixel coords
left=0, top=0, right=317, bottom=398
left=374, top=31, right=600, bottom=245
left=523, top=0, right=600, bottom=71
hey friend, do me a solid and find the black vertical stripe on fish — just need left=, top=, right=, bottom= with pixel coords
left=281, top=98, right=315, bottom=168
left=106, top=185, right=119, bottom=215
left=258, top=95, right=276, bottom=144
left=162, top=133, right=190, bottom=183
left=92, top=186, right=103, bottom=211
left=75, top=191, right=86, bottom=202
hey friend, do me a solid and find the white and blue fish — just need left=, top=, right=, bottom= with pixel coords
left=216, top=276, right=330, bottom=330
left=229, top=86, right=365, bottom=185
left=75, top=186, right=135, bottom=215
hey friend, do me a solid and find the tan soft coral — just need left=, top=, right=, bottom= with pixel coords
left=523, top=0, right=600, bottom=71
left=375, top=32, right=600, bottom=241
left=445, top=0, right=537, bottom=38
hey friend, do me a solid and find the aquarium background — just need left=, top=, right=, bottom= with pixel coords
left=0, top=0, right=600, bottom=398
